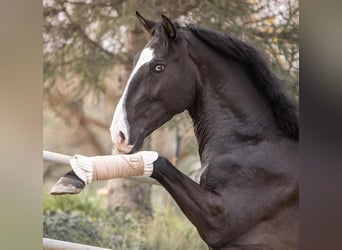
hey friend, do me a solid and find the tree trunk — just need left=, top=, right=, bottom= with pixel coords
left=106, top=137, right=152, bottom=216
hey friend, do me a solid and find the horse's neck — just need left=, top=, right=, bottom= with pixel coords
left=188, top=45, right=282, bottom=163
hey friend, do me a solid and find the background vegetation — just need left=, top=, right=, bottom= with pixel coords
left=43, top=185, right=207, bottom=249
left=43, top=0, right=298, bottom=248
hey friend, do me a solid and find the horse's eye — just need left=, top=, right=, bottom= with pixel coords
left=154, top=64, right=165, bottom=72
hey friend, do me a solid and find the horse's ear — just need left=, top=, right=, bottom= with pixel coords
left=161, top=14, right=177, bottom=40
left=136, top=11, right=156, bottom=34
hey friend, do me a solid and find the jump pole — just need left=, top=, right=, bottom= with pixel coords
left=43, top=238, right=112, bottom=250
left=43, top=150, right=160, bottom=185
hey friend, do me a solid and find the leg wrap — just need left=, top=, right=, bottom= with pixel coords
left=70, top=151, right=158, bottom=184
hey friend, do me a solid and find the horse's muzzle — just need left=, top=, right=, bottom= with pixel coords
left=112, top=130, right=134, bottom=154
left=110, top=105, right=145, bottom=154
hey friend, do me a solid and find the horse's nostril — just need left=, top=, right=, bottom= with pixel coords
left=119, top=131, right=126, bottom=142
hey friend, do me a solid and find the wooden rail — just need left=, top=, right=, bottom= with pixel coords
left=43, top=150, right=160, bottom=185
left=43, top=238, right=112, bottom=250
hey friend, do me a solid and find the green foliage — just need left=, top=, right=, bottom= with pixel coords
left=43, top=191, right=148, bottom=249
left=43, top=192, right=104, bottom=216
left=145, top=210, right=207, bottom=250
left=43, top=192, right=206, bottom=249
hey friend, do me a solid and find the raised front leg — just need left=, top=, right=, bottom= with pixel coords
left=50, top=151, right=158, bottom=195
left=151, top=157, right=230, bottom=247
left=151, top=157, right=298, bottom=249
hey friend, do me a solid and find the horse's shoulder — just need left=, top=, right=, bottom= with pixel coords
left=199, top=151, right=296, bottom=194
left=199, top=157, right=250, bottom=192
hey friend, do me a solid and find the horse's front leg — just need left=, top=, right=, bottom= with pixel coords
left=151, top=157, right=228, bottom=248
left=50, top=151, right=158, bottom=195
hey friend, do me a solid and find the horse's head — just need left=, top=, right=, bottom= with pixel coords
left=110, top=12, right=199, bottom=153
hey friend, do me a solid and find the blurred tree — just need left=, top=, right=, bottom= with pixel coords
left=43, top=0, right=298, bottom=214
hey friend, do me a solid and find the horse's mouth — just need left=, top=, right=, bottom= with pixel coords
left=113, top=143, right=134, bottom=154
left=113, top=133, right=145, bottom=154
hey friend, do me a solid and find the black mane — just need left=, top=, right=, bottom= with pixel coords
left=186, top=24, right=298, bottom=140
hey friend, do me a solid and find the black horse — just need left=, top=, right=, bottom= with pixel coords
left=54, top=12, right=299, bottom=250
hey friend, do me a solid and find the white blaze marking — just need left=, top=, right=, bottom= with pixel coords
left=110, top=47, right=154, bottom=149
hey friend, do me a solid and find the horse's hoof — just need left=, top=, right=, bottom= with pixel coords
left=50, top=176, right=85, bottom=195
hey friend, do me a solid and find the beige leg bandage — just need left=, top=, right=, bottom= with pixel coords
left=70, top=151, right=158, bottom=184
